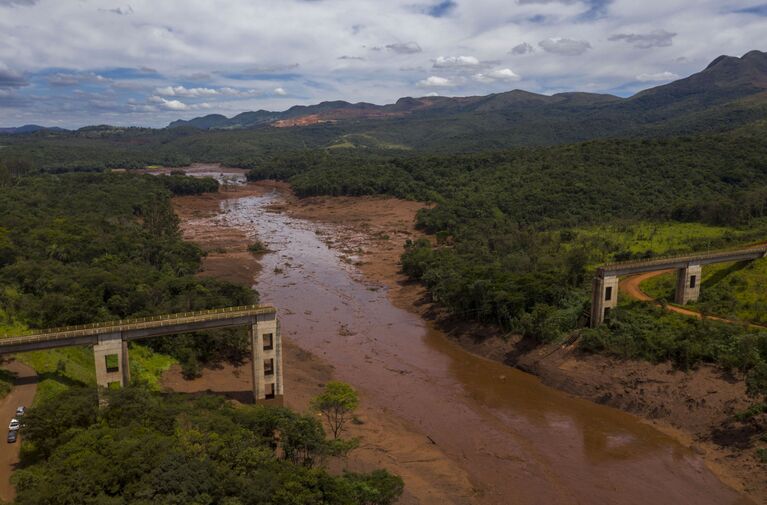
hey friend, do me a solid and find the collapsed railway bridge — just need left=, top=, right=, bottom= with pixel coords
left=591, top=245, right=767, bottom=327
left=0, top=305, right=283, bottom=403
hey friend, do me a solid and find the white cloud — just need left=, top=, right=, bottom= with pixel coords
left=636, top=71, right=680, bottom=82
left=273, top=87, right=287, bottom=96
left=159, top=99, right=188, bottom=111
left=417, top=75, right=456, bottom=87
left=474, top=68, right=521, bottom=83
left=434, top=55, right=480, bottom=68
left=150, top=96, right=189, bottom=110
left=155, top=85, right=219, bottom=97
left=1, top=0, right=766, bottom=126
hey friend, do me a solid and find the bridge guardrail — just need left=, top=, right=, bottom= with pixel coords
left=599, top=245, right=767, bottom=273
left=0, top=305, right=275, bottom=347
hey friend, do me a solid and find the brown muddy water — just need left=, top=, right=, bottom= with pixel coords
left=186, top=180, right=752, bottom=505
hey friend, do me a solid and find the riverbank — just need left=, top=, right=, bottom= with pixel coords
left=170, top=180, right=479, bottom=505
left=168, top=174, right=757, bottom=504
left=278, top=188, right=765, bottom=502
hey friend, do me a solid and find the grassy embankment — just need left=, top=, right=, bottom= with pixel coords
left=641, top=260, right=767, bottom=325
left=590, top=219, right=767, bottom=325
left=14, top=345, right=176, bottom=405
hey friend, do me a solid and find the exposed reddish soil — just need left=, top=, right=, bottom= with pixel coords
left=173, top=180, right=270, bottom=286
left=169, top=182, right=477, bottom=505
left=162, top=342, right=476, bottom=505
left=277, top=193, right=766, bottom=503
left=0, top=360, right=38, bottom=502
left=167, top=177, right=762, bottom=504
left=273, top=115, right=333, bottom=128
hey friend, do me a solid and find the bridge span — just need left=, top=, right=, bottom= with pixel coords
left=0, top=305, right=283, bottom=403
left=591, top=245, right=767, bottom=327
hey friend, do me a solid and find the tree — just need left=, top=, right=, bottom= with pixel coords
left=311, top=381, right=359, bottom=439
left=0, top=161, right=11, bottom=187
left=345, top=470, right=404, bottom=505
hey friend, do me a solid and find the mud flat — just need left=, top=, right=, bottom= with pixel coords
left=169, top=175, right=756, bottom=505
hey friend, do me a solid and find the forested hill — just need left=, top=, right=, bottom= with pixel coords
left=167, top=50, right=767, bottom=150
left=1, top=50, right=766, bottom=167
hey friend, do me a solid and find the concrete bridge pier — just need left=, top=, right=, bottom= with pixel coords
left=94, top=332, right=130, bottom=400
left=250, top=311, right=283, bottom=404
left=590, top=275, right=619, bottom=327
left=675, top=264, right=702, bottom=305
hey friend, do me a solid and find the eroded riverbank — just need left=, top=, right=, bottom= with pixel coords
left=167, top=172, right=755, bottom=505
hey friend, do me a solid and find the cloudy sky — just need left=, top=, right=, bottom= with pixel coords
left=1, top=0, right=765, bottom=128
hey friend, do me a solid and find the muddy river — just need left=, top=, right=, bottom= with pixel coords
left=184, top=177, right=751, bottom=505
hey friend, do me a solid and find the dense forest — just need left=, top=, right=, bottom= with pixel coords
left=245, top=125, right=767, bottom=401
left=0, top=172, right=252, bottom=374
left=0, top=170, right=402, bottom=504
left=13, top=387, right=401, bottom=505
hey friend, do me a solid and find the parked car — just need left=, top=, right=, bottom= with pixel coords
left=8, top=419, right=20, bottom=431
left=15, top=406, right=25, bottom=417
left=6, top=430, right=16, bottom=443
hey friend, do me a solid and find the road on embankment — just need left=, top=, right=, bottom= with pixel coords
left=0, top=360, right=38, bottom=502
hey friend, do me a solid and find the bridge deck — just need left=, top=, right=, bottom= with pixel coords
left=0, top=305, right=275, bottom=354
left=598, top=245, right=767, bottom=277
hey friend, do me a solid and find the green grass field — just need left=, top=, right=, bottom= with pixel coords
left=16, top=343, right=176, bottom=405
left=17, top=347, right=96, bottom=405
left=640, top=258, right=767, bottom=324
left=128, top=344, right=177, bottom=390
left=568, top=220, right=767, bottom=268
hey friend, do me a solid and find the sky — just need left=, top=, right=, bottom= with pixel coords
left=0, top=0, right=765, bottom=128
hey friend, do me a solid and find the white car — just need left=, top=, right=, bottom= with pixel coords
left=8, top=419, right=20, bottom=431
left=15, top=406, right=25, bottom=417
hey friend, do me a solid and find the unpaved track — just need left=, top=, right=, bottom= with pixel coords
left=0, top=359, right=38, bottom=502
left=621, top=271, right=762, bottom=325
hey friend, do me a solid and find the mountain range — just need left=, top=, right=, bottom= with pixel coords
left=168, top=50, right=767, bottom=150
left=0, top=125, right=67, bottom=135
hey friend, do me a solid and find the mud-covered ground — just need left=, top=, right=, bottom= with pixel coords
left=282, top=189, right=765, bottom=502
left=166, top=167, right=761, bottom=504
left=170, top=180, right=477, bottom=505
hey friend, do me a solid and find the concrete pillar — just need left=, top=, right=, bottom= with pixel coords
left=675, top=264, right=702, bottom=305
left=93, top=332, right=129, bottom=402
left=251, top=312, right=282, bottom=404
left=590, top=275, right=619, bottom=327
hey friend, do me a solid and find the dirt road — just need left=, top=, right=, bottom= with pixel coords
left=620, top=271, right=763, bottom=326
left=0, top=359, right=38, bottom=502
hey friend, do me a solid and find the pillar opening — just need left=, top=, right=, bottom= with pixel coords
left=104, top=354, right=119, bottom=373
left=690, top=275, right=697, bottom=289
left=264, top=358, right=274, bottom=376
left=263, top=333, right=274, bottom=350
left=605, top=286, right=613, bottom=301
left=265, top=383, right=276, bottom=399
